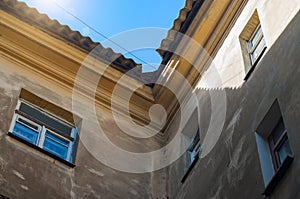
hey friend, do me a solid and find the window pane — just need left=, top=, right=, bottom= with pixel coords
left=43, top=132, right=69, bottom=160
left=278, top=138, right=292, bottom=164
left=250, top=26, right=263, bottom=47
left=13, top=122, right=39, bottom=144
left=251, top=38, right=266, bottom=63
left=19, top=103, right=72, bottom=137
left=252, top=38, right=265, bottom=57
left=188, top=130, right=200, bottom=151
left=272, top=119, right=285, bottom=144
left=188, top=139, right=199, bottom=152
left=188, top=141, right=200, bottom=163
left=45, top=131, right=69, bottom=146
left=18, top=117, right=39, bottom=131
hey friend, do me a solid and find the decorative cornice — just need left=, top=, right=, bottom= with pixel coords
left=153, top=0, right=249, bottom=135
left=0, top=0, right=139, bottom=73
left=0, top=9, right=163, bottom=133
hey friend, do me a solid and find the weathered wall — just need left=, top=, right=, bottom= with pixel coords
left=167, top=11, right=300, bottom=199
left=197, top=0, right=299, bottom=88
left=0, top=46, right=154, bottom=198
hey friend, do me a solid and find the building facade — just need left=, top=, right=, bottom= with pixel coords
left=0, top=0, right=299, bottom=198
left=0, top=0, right=158, bottom=198
left=157, top=0, right=300, bottom=198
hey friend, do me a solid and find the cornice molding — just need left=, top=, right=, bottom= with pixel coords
left=0, top=11, right=164, bottom=132
left=153, top=0, right=248, bottom=134
left=0, top=0, right=139, bottom=73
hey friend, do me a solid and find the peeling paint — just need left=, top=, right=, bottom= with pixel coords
left=226, top=108, right=242, bottom=131
left=131, top=179, right=140, bottom=184
left=0, top=173, right=7, bottom=185
left=12, top=170, right=25, bottom=181
left=88, top=168, right=105, bottom=177
left=20, top=185, right=29, bottom=191
left=228, top=136, right=246, bottom=170
left=0, top=157, right=6, bottom=172
left=130, top=189, right=138, bottom=195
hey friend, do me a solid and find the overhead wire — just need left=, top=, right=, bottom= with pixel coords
left=47, top=0, right=158, bottom=70
left=40, top=0, right=245, bottom=86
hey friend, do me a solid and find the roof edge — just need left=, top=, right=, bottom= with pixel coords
left=156, top=0, right=204, bottom=58
left=0, top=0, right=140, bottom=73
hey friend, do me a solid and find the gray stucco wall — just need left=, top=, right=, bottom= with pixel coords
left=168, top=11, right=300, bottom=199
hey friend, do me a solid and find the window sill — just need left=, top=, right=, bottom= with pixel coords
left=7, top=132, right=75, bottom=168
left=181, top=155, right=199, bottom=183
left=244, top=46, right=267, bottom=81
left=263, top=155, right=294, bottom=196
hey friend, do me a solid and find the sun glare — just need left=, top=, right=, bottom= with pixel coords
left=32, top=0, right=71, bottom=18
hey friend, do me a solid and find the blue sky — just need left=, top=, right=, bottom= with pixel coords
left=19, top=0, right=185, bottom=72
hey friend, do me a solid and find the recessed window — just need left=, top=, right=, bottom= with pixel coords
left=181, top=128, right=200, bottom=183
left=187, top=128, right=200, bottom=165
left=247, top=24, right=266, bottom=65
left=255, top=100, right=293, bottom=196
left=9, top=97, right=78, bottom=166
left=240, top=10, right=267, bottom=80
left=268, top=118, right=292, bottom=172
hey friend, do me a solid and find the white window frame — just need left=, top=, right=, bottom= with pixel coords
left=187, top=128, right=201, bottom=165
left=247, top=24, right=266, bottom=65
left=181, top=128, right=201, bottom=183
left=9, top=100, right=77, bottom=164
